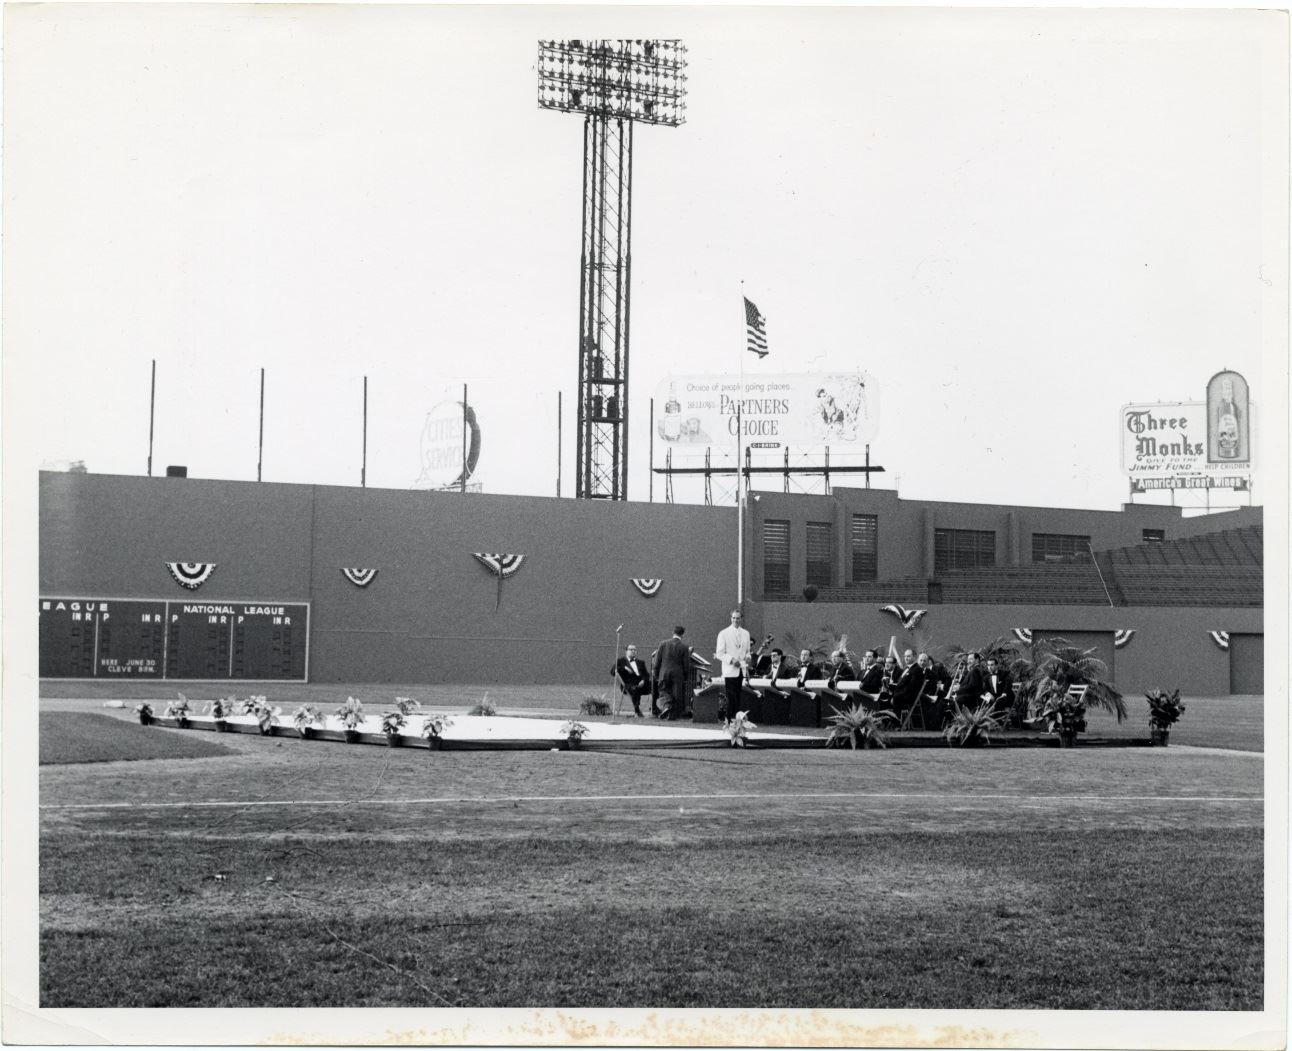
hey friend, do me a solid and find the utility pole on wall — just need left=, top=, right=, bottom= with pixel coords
left=361, top=375, right=368, bottom=488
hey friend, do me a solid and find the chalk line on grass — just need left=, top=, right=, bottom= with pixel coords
left=41, top=791, right=1263, bottom=812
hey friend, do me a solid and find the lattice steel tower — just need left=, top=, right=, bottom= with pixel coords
left=538, top=40, right=688, bottom=500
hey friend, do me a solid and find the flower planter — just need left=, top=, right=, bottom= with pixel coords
left=1150, top=727, right=1170, bottom=747
left=564, top=737, right=582, bottom=751
left=343, top=729, right=361, bottom=744
left=175, top=717, right=189, bottom=729
left=1057, top=730, right=1079, bottom=748
left=385, top=733, right=404, bottom=748
left=214, top=720, right=229, bottom=733
left=296, top=727, right=313, bottom=740
left=424, top=737, right=443, bottom=751
left=258, top=723, right=274, bottom=736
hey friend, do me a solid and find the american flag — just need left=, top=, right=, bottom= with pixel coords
left=743, top=296, right=768, bottom=358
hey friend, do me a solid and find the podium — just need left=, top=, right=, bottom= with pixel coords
left=691, top=679, right=762, bottom=723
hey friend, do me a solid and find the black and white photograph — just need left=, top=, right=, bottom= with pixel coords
left=2, top=3, right=1287, bottom=1046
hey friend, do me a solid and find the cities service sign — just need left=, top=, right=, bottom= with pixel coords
left=654, top=372, right=879, bottom=452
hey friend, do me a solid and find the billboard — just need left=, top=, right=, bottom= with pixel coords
left=654, top=372, right=879, bottom=452
left=1206, top=370, right=1251, bottom=465
left=414, top=397, right=481, bottom=490
left=1120, top=401, right=1255, bottom=487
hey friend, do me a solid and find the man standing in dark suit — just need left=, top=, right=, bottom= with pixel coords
left=652, top=626, right=692, bottom=720
left=615, top=644, right=652, bottom=718
left=955, top=651, right=987, bottom=709
left=982, top=656, right=1013, bottom=718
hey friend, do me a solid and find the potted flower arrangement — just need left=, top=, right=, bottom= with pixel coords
left=420, top=714, right=453, bottom=751
left=381, top=709, right=407, bottom=747
left=825, top=702, right=895, bottom=750
left=1036, top=690, right=1088, bottom=748
left=135, top=702, right=154, bottom=726
left=203, top=696, right=235, bottom=731
left=163, top=693, right=191, bottom=728
left=724, top=711, right=757, bottom=748
left=335, top=696, right=366, bottom=743
left=240, top=695, right=281, bottom=735
left=291, top=704, right=324, bottom=739
left=1145, top=688, right=1185, bottom=746
left=560, top=720, right=590, bottom=750
left=943, top=701, right=1005, bottom=748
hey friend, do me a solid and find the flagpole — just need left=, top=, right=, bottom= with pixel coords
left=737, top=286, right=745, bottom=611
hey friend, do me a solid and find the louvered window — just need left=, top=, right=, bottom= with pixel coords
left=806, top=521, right=834, bottom=587
left=851, top=514, right=878, bottom=581
left=763, top=520, right=790, bottom=593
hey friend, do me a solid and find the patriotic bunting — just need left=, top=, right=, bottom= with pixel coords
left=165, top=562, right=217, bottom=590
left=1113, top=629, right=1135, bottom=649
left=1011, top=628, right=1033, bottom=645
left=631, top=578, right=663, bottom=597
left=1208, top=630, right=1230, bottom=650
left=472, top=553, right=526, bottom=610
left=342, top=568, right=379, bottom=588
left=879, top=603, right=926, bottom=629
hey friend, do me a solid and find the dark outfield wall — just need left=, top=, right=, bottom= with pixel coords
left=752, top=602, right=1264, bottom=696
left=39, top=473, right=738, bottom=684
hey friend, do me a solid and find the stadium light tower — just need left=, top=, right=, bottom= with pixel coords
left=538, top=39, right=688, bottom=500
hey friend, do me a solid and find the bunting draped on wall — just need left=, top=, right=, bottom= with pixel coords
left=1011, top=628, right=1033, bottom=645
left=165, top=562, right=217, bottom=590
left=1113, top=629, right=1136, bottom=649
left=342, top=568, right=379, bottom=588
left=1208, top=630, right=1230, bottom=650
left=472, top=553, right=526, bottom=610
left=879, top=603, right=926, bottom=629
left=631, top=578, right=663, bottom=597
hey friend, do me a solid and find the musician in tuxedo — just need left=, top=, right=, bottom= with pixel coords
left=824, top=649, right=856, bottom=690
left=652, top=626, right=692, bottom=720
left=891, top=651, right=926, bottom=715
left=877, top=655, right=900, bottom=702
left=756, top=647, right=793, bottom=681
left=857, top=650, right=885, bottom=698
left=795, top=649, right=824, bottom=686
left=714, top=609, right=753, bottom=721
left=955, top=651, right=987, bottom=709
left=982, top=656, right=1013, bottom=717
left=615, top=644, right=653, bottom=718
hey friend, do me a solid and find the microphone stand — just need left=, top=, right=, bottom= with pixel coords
left=611, top=624, right=623, bottom=721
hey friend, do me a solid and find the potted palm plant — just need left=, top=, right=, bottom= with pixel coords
left=335, top=696, right=366, bottom=743
left=943, top=701, right=1005, bottom=748
left=1145, top=689, right=1185, bottom=746
left=1025, top=637, right=1125, bottom=745
left=825, top=702, right=895, bottom=750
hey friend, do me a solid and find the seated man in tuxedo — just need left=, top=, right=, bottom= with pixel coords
left=891, top=651, right=926, bottom=720
left=954, top=651, right=987, bottom=710
left=824, top=649, right=856, bottom=691
left=857, top=650, right=884, bottom=698
left=615, top=644, right=653, bottom=718
left=877, top=654, right=900, bottom=702
left=795, top=649, right=824, bottom=687
left=756, top=647, right=794, bottom=682
left=982, top=656, right=1013, bottom=718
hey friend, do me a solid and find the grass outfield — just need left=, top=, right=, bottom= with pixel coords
left=39, top=713, right=234, bottom=765
left=39, top=707, right=1263, bottom=1009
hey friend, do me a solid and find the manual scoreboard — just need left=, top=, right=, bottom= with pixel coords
left=39, top=598, right=309, bottom=681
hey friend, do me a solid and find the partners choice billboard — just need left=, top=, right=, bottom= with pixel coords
left=1120, top=401, right=1256, bottom=490
left=39, top=598, right=309, bottom=680
left=654, top=372, right=879, bottom=452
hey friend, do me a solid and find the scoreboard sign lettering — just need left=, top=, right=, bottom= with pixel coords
left=39, top=598, right=308, bottom=681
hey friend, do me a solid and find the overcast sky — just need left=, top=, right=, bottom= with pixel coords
left=4, top=5, right=1286, bottom=512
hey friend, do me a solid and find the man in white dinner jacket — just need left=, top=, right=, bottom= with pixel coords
left=714, top=609, right=752, bottom=722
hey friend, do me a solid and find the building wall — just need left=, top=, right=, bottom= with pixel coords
left=40, top=473, right=738, bottom=684
left=748, top=486, right=1263, bottom=597
left=39, top=472, right=1263, bottom=692
left=755, top=600, right=1263, bottom=696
